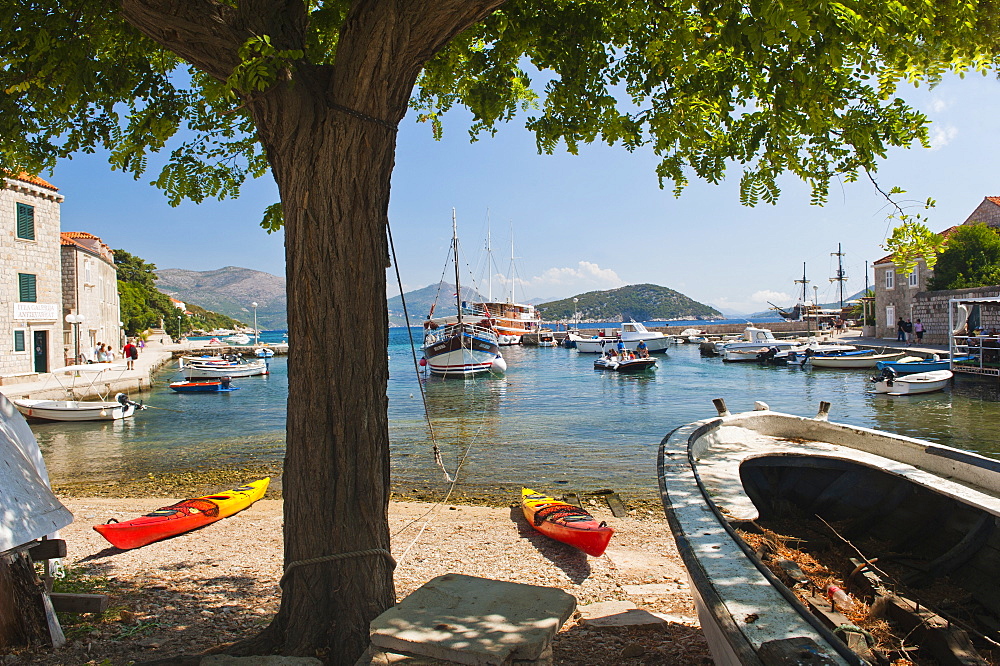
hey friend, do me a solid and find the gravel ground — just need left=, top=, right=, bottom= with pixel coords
left=7, top=496, right=710, bottom=665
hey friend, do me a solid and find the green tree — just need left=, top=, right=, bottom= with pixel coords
left=3, top=2, right=998, bottom=662
left=928, top=224, right=1000, bottom=290
left=114, top=249, right=179, bottom=335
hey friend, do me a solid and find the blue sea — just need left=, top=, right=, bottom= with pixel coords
left=34, top=326, right=1000, bottom=498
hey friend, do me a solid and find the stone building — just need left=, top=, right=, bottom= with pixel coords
left=873, top=196, right=1000, bottom=341
left=1, top=174, right=64, bottom=378
left=60, top=232, right=121, bottom=363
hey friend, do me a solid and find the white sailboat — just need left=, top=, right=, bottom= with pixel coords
left=422, top=211, right=506, bottom=378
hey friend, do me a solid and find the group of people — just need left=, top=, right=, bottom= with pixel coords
left=896, top=317, right=925, bottom=345
left=603, top=339, right=651, bottom=360
left=89, top=338, right=143, bottom=369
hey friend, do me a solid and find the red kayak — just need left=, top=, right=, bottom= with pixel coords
left=93, top=478, right=269, bottom=549
left=521, top=487, right=614, bottom=557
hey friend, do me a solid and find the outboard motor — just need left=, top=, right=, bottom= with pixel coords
left=756, top=347, right=778, bottom=363
left=871, top=366, right=897, bottom=386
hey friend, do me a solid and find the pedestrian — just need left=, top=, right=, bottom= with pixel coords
left=96, top=343, right=107, bottom=362
left=896, top=317, right=906, bottom=342
left=123, top=339, right=137, bottom=370
left=904, top=319, right=914, bottom=345
left=914, top=319, right=925, bottom=344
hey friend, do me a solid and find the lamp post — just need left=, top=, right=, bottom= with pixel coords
left=251, top=301, right=259, bottom=345
left=573, top=298, right=579, bottom=329
left=65, top=313, right=84, bottom=365
left=177, top=315, right=182, bottom=342
left=813, top=286, right=820, bottom=335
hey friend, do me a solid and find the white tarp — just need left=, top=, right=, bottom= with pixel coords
left=0, top=392, right=73, bottom=554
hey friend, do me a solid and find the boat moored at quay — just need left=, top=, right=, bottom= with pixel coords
left=574, top=321, right=672, bottom=354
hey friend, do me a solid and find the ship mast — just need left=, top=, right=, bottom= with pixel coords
left=794, top=263, right=809, bottom=304
left=830, top=243, right=847, bottom=309
left=453, top=209, right=462, bottom=326
left=485, top=210, right=493, bottom=301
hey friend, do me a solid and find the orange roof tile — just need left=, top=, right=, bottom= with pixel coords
left=8, top=171, right=58, bottom=191
left=987, top=196, right=1000, bottom=206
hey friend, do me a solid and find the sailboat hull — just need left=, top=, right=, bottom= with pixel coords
left=423, top=326, right=503, bottom=377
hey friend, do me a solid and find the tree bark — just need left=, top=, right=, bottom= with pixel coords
left=118, top=0, right=506, bottom=662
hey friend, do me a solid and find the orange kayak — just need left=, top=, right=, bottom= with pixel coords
left=94, top=478, right=269, bottom=549
left=521, top=487, right=614, bottom=557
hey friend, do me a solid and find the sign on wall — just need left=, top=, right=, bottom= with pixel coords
left=13, top=303, right=59, bottom=321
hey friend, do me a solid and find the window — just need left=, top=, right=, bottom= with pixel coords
left=16, top=203, right=34, bottom=240
left=85, top=260, right=93, bottom=285
left=18, top=273, right=36, bottom=302
left=908, top=266, right=919, bottom=287
left=885, top=269, right=895, bottom=290
left=13, top=330, right=25, bottom=352
left=886, top=306, right=895, bottom=329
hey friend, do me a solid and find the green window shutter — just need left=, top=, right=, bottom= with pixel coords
left=16, top=203, right=35, bottom=240
left=13, top=330, right=25, bottom=352
left=18, top=273, right=36, bottom=302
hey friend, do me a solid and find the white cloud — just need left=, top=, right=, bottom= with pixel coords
left=750, top=290, right=794, bottom=304
left=500, top=261, right=626, bottom=297
left=929, top=97, right=950, bottom=114
left=929, top=124, right=958, bottom=150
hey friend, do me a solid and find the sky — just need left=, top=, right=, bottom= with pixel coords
left=49, top=71, right=1000, bottom=315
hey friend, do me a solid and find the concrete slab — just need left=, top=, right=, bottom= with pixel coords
left=370, top=573, right=575, bottom=666
left=576, top=601, right=696, bottom=629
left=602, top=548, right=687, bottom=581
left=621, top=583, right=673, bottom=597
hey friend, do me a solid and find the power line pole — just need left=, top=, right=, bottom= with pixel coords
left=830, top=243, right=847, bottom=309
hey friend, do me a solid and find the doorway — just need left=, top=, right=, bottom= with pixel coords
left=33, top=330, right=48, bottom=373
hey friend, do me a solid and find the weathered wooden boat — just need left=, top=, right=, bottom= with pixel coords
left=521, top=488, right=613, bottom=557
left=93, top=478, right=270, bottom=549
left=870, top=368, right=953, bottom=395
left=658, top=399, right=1000, bottom=666
left=13, top=392, right=144, bottom=421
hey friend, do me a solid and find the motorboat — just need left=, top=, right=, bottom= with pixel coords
left=169, top=377, right=240, bottom=393
left=714, top=327, right=800, bottom=356
left=574, top=321, right=671, bottom=354
left=658, top=398, right=1000, bottom=666
left=14, top=392, right=144, bottom=421
left=224, top=333, right=251, bottom=344
left=421, top=210, right=506, bottom=378
left=753, top=343, right=857, bottom=365
left=255, top=347, right=276, bottom=358
left=870, top=368, right=953, bottom=395
left=593, top=355, right=657, bottom=373
left=807, top=350, right=906, bottom=369
left=536, top=331, right=557, bottom=347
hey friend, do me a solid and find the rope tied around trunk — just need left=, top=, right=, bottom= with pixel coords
left=325, top=100, right=398, bottom=132
left=280, top=548, right=397, bottom=588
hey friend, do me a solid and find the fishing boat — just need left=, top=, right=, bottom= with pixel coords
left=93, top=478, right=270, bottom=549
left=0, top=393, right=74, bottom=553
left=870, top=368, right=953, bottom=395
left=521, top=488, right=613, bottom=557
left=807, top=349, right=905, bottom=369
left=574, top=321, right=671, bottom=354
left=658, top=399, right=1000, bottom=666
left=13, top=392, right=144, bottom=422
left=169, top=377, right=240, bottom=393
left=180, top=355, right=269, bottom=378
left=594, top=354, right=657, bottom=373
left=875, top=354, right=971, bottom=374
left=421, top=210, right=506, bottom=378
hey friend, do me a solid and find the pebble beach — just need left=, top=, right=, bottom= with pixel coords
left=10, top=494, right=711, bottom=665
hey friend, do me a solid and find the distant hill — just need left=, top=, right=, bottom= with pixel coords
left=387, top=282, right=484, bottom=327
left=156, top=266, right=287, bottom=330
left=537, top=284, right=722, bottom=321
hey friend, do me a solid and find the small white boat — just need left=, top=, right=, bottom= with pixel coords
left=224, top=333, right=251, bottom=345
left=180, top=355, right=269, bottom=378
left=871, top=368, right=953, bottom=395
left=594, top=355, right=657, bottom=373
left=536, top=331, right=557, bottom=347
left=659, top=399, right=1000, bottom=666
left=715, top=327, right=800, bottom=357
left=255, top=347, right=275, bottom=358
left=14, top=393, right=143, bottom=421
left=574, top=321, right=671, bottom=354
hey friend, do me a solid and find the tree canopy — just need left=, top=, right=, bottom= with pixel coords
left=5, top=1, right=1000, bottom=663
left=927, top=223, right=1000, bottom=290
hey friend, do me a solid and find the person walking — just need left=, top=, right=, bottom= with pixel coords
left=896, top=317, right=906, bottom=342
left=914, top=319, right=925, bottom=345
left=123, top=339, right=137, bottom=370
left=904, top=319, right=914, bottom=345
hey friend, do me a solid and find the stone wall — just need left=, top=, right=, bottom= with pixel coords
left=912, top=286, right=1000, bottom=345
left=0, top=178, right=64, bottom=375
left=62, top=246, right=122, bottom=362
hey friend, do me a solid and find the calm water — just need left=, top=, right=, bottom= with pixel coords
left=35, top=328, right=1000, bottom=497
